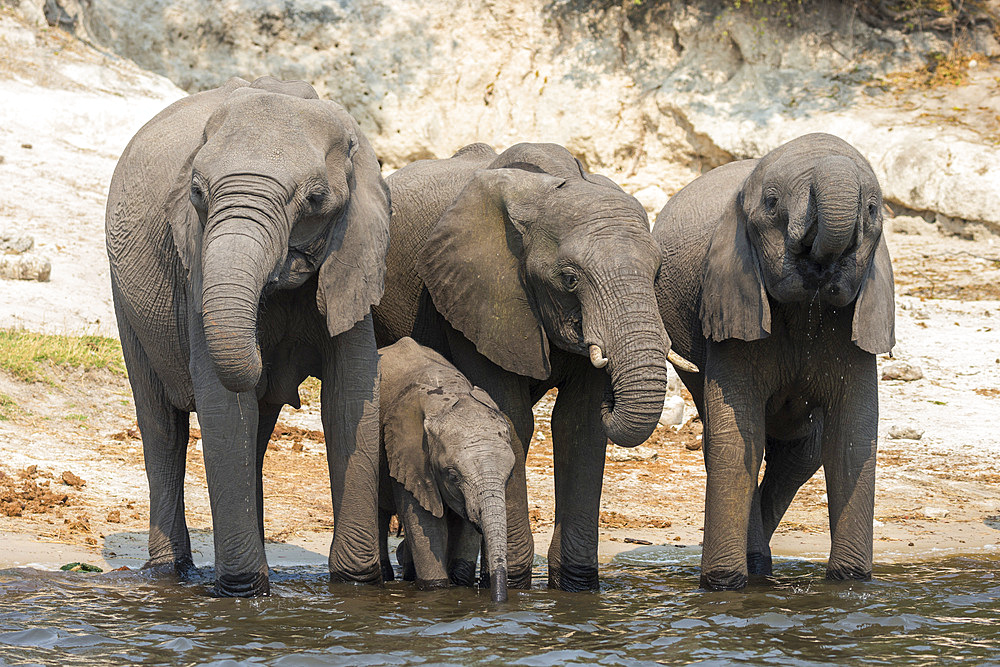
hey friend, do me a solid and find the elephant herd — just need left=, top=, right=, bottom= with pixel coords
left=105, top=76, right=894, bottom=599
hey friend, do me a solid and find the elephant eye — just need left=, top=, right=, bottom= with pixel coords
left=763, top=195, right=778, bottom=213
left=305, top=191, right=327, bottom=212
left=561, top=271, right=579, bottom=292
left=868, top=202, right=879, bottom=219
left=189, top=179, right=207, bottom=209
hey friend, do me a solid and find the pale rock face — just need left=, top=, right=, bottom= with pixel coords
left=45, top=0, right=1000, bottom=228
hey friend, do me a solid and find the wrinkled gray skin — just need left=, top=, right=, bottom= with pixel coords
left=373, top=143, right=671, bottom=591
left=377, top=337, right=515, bottom=602
left=106, top=77, right=390, bottom=597
left=652, top=133, right=895, bottom=590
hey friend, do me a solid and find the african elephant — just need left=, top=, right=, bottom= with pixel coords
left=373, top=142, right=692, bottom=591
left=106, top=76, right=390, bottom=596
left=652, top=133, right=895, bottom=590
left=377, top=337, right=515, bottom=602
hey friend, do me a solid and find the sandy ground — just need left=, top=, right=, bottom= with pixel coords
left=0, top=10, right=998, bottom=574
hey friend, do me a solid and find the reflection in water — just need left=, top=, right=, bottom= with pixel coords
left=0, top=548, right=998, bottom=665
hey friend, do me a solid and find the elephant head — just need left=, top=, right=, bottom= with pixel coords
left=384, top=380, right=516, bottom=602
left=417, top=144, right=673, bottom=447
left=700, top=133, right=895, bottom=354
left=171, top=77, right=389, bottom=392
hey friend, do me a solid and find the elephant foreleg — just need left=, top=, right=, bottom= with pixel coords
left=190, top=320, right=268, bottom=597
left=117, top=310, right=193, bottom=575
left=701, top=346, right=766, bottom=591
left=548, top=365, right=607, bottom=591
left=822, top=359, right=878, bottom=582
left=446, top=514, right=481, bottom=587
left=322, top=314, right=381, bottom=584
left=393, top=484, right=450, bottom=589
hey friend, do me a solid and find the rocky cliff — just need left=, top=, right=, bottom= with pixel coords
left=11, top=0, right=1000, bottom=232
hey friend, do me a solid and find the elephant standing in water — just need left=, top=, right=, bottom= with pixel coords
left=377, top=337, right=515, bottom=602
left=652, top=133, right=895, bottom=589
left=106, top=77, right=390, bottom=596
left=373, top=142, right=692, bottom=591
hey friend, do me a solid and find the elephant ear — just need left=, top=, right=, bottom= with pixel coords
left=383, top=390, right=445, bottom=519
left=316, top=102, right=391, bottom=337
left=852, top=234, right=895, bottom=354
left=699, top=193, right=771, bottom=342
left=416, top=168, right=559, bottom=380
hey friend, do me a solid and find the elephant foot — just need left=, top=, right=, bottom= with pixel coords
left=547, top=565, right=599, bottom=592
left=328, top=561, right=383, bottom=586
left=746, top=551, right=773, bottom=577
left=826, top=565, right=872, bottom=582
left=506, top=567, right=533, bottom=590
left=448, top=559, right=477, bottom=587
left=213, top=569, right=270, bottom=598
left=699, top=569, right=748, bottom=591
left=380, top=561, right=395, bottom=583
left=415, top=577, right=450, bottom=591
left=141, top=554, right=196, bottom=579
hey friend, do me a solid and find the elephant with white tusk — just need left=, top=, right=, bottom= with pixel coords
left=372, top=142, right=694, bottom=591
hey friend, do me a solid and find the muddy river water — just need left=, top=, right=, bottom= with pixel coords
left=1, top=548, right=998, bottom=666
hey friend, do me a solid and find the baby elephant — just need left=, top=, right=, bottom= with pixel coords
left=378, top=337, right=516, bottom=602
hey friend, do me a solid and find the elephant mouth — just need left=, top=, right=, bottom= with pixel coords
left=264, top=247, right=322, bottom=296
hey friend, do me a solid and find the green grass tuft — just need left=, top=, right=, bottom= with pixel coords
left=0, top=329, right=125, bottom=383
left=0, top=393, right=16, bottom=420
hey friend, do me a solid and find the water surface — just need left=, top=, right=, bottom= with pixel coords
left=1, top=548, right=998, bottom=666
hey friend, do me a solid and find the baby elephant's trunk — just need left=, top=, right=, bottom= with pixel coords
left=479, top=491, right=509, bottom=603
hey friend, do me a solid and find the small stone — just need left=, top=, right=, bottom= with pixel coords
left=659, top=395, right=685, bottom=427
left=0, top=235, right=34, bottom=254
left=888, top=424, right=924, bottom=440
left=61, top=471, right=86, bottom=488
left=922, top=507, right=949, bottom=519
left=0, top=254, right=50, bottom=281
left=606, top=444, right=658, bottom=462
left=881, top=361, right=923, bottom=381
left=20, top=143, right=32, bottom=150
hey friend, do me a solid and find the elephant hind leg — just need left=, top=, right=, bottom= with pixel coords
left=378, top=509, right=395, bottom=582
left=254, top=404, right=282, bottom=546
left=746, top=424, right=824, bottom=574
left=118, top=313, right=193, bottom=575
left=746, top=486, right=772, bottom=577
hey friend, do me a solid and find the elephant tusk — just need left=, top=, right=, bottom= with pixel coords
left=667, top=349, right=699, bottom=374
left=589, top=344, right=609, bottom=369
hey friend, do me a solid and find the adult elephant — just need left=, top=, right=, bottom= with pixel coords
left=652, top=133, right=895, bottom=590
left=106, top=77, right=389, bottom=596
left=374, top=142, right=691, bottom=591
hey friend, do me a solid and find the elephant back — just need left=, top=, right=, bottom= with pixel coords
left=651, top=159, right=758, bottom=369
left=374, top=145, right=497, bottom=346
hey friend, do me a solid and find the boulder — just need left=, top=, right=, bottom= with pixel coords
left=52, top=0, right=1000, bottom=228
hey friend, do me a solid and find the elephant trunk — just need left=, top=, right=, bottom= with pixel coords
left=477, top=486, right=509, bottom=603
left=201, top=204, right=285, bottom=393
left=811, top=156, right=861, bottom=265
left=589, top=274, right=670, bottom=447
